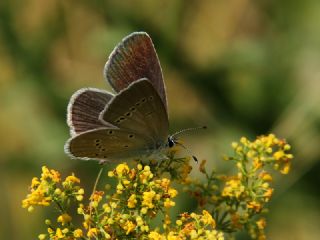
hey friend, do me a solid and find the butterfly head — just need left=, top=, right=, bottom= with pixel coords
left=167, top=136, right=176, bottom=148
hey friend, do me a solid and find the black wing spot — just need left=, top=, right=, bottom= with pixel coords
left=128, top=134, right=134, bottom=139
left=149, top=96, right=154, bottom=100
left=141, top=98, right=146, bottom=103
left=115, top=119, right=121, bottom=123
left=95, top=153, right=99, bottom=157
left=101, top=148, right=106, bottom=152
left=108, top=130, right=114, bottom=135
left=95, top=139, right=101, bottom=143
left=120, top=117, right=125, bottom=120
left=95, top=143, right=99, bottom=146
left=126, top=112, right=132, bottom=117
left=103, top=156, right=107, bottom=158
left=130, top=107, right=136, bottom=111
left=124, top=145, right=129, bottom=148
left=135, top=102, right=140, bottom=106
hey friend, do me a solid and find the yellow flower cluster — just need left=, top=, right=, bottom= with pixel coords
left=221, top=134, right=293, bottom=209
left=21, top=166, right=61, bottom=211
left=22, top=166, right=83, bottom=212
left=21, top=167, right=84, bottom=239
left=149, top=211, right=224, bottom=240
left=69, top=163, right=181, bottom=238
left=185, top=134, right=293, bottom=239
left=22, top=134, right=293, bottom=240
left=230, top=134, right=293, bottom=174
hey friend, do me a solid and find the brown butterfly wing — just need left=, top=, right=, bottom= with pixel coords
left=99, top=78, right=169, bottom=146
left=67, top=88, right=115, bottom=136
left=65, top=128, right=155, bottom=161
left=104, top=32, right=167, bottom=110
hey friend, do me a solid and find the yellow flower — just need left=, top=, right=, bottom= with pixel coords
left=164, top=198, right=175, bottom=208
left=87, top=228, right=98, bottom=237
left=116, top=163, right=129, bottom=176
left=31, top=177, right=41, bottom=188
left=38, top=234, right=46, bottom=240
left=263, top=188, right=273, bottom=200
left=247, top=201, right=262, bottom=212
left=140, top=166, right=153, bottom=183
left=222, top=179, right=244, bottom=198
left=55, top=228, right=64, bottom=238
left=256, top=218, right=266, bottom=230
left=148, top=231, right=164, bottom=240
left=65, top=173, right=80, bottom=184
left=176, top=220, right=182, bottom=226
left=103, top=203, right=111, bottom=213
left=160, top=178, right=170, bottom=189
left=141, top=207, right=148, bottom=214
left=142, top=191, right=156, bottom=209
left=253, top=158, right=263, bottom=170
left=90, top=191, right=104, bottom=203
left=273, top=150, right=284, bottom=160
left=240, top=137, right=248, bottom=144
left=41, top=166, right=61, bottom=183
left=168, top=188, right=178, bottom=198
left=77, top=204, right=84, bottom=214
left=122, top=220, right=136, bottom=235
left=163, top=214, right=171, bottom=229
left=259, top=172, right=273, bottom=182
left=201, top=210, right=216, bottom=228
left=73, top=229, right=83, bottom=237
left=231, top=142, right=238, bottom=149
left=123, top=179, right=130, bottom=185
left=57, top=213, right=72, bottom=225
left=22, top=185, right=52, bottom=208
left=136, top=216, right=144, bottom=226
left=280, top=163, right=291, bottom=174
left=127, top=194, right=137, bottom=208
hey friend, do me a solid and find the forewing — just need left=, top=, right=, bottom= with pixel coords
left=67, top=88, right=115, bottom=136
left=64, top=128, right=155, bottom=161
left=99, top=79, right=169, bottom=144
left=104, top=32, right=167, bottom=110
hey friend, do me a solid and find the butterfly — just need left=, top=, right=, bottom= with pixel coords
left=64, top=32, right=203, bottom=163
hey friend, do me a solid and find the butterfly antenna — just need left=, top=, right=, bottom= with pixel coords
left=174, top=141, right=199, bottom=163
left=171, top=126, right=207, bottom=139
left=170, top=126, right=207, bottom=163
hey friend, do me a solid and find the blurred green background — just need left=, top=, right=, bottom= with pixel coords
left=1, top=0, right=320, bottom=239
